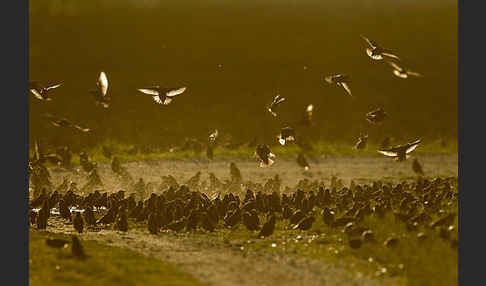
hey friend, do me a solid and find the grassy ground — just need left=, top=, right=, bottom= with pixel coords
left=29, top=230, right=207, bottom=286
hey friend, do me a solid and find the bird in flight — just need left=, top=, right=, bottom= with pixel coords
left=277, top=126, right=296, bottom=146
left=386, top=61, right=423, bottom=79
left=89, top=71, right=110, bottom=108
left=137, top=86, right=187, bottom=105
left=366, top=107, right=387, bottom=125
left=267, top=95, right=286, bottom=117
left=360, top=35, right=400, bottom=61
left=377, top=139, right=421, bottom=161
left=325, top=74, right=352, bottom=96
left=299, top=104, right=314, bottom=126
left=354, top=133, right=368, bottom=150
left=43, top=113, right=91, bottom=133
left=29, top=81, right=62, bottom=101
left=255, top=144, right=275, bottom=167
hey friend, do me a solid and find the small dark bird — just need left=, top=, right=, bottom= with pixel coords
left=97, top=205, right=118, bottom=225
left=365, top=108, right=387, bottom=125
left=258, top=214, right=276, bottom=238
left=37, top=200, right=50, bottom=230
left=147, top=212, right=159, bottom=234
left=83, top=206, right=97, bottom=226
left=267, top=94, right=286, bottom=117
left=289, top=210, right=306, bottom=225
left=378, top=139, right=421, bottom=161
left=299, top=104, right=314, bottom=126
left=73, top=212, right=84, bottom=234
left=321, top=208, right=335, bottom=226
left=354, top=134, right=368, bottom=150
left=29, top=81, right=62, bottom=101
left=206, top=129, right=218, bottom=160
left=360, top=35, right=400, bottom=61
left=43, top=113, right=91, bottom=133
left=325, top=74, right=352, bottom=96
left=59, top=199, right=72, bottom=220
left=242, top=210, right=260, bottom=231
left=46, top=238, right=69, bottom=248
left=255, top=144, right=275, bottom=167
left=71, top=235, right=86, bottom=259
left=89, top=71, right=110, bottom=108
left=293, top=216, right=315, bottom=230
left=137, top=86, right=187, bottom=105
left=114, top=210, right=129, bottom=232
left=386, top=60, right=422, bottom=79
left=412, top=158, right=425, bottom=175
left=278, top=126, right=296, bottom=146
left=296, top=153, right=310, bottom=171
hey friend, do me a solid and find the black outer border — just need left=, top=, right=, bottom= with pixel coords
left=0, top=0, right=477, bottom=285
left=1, top=0, right=29, bottom=285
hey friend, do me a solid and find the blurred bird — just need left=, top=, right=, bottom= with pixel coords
left=365, top=108, right=387, bottom=125
left=137, top=86, right=187, bottom=105
left=378, top=139, right=421, bottom=161
left=255, top=144, right=275, bottom=167
left=277, top=126, right=296, bottom=146
left=299, top=104, right=314, bottom=126
left=324, top=74, right=352, bottom=96
left=73, top=212, right=84, bottom=234
left=387, top=60, right=422, bottom=79
left=293, top=216, right=315, bottom=230
left=354, top=134, right=368, bottom=150
left=296, top=153, right=310, bottom=171
left=267, top=95, right=286, bottom=117
left=206, top=129, right=219, bottom=160
left=71, top=235, right=86, bottom=259
left=242, top=210, right=260, bottom=231
left=89, top=71, right=110, bottom=108
left=29, top=81, right=62, bottom=101
left=43, top=113, right=90, bottom=133
left=412, top=158, right=425, bottom=175
left=258, top=214, right=276, bottom=238
left=360, top=35, right=400, bottom=61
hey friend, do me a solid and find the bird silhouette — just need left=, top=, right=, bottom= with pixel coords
left=360, top=35, right=400, bottom=61
left=277, top=126, right=296, bottom=146
left=71, top=235, right=86, bottom=259
left=73, top=212, right=84, bottom=233
left=378, top=139, right=421, bottom=161
left=137, top=86, right=187, bottom=105
left=255, top=144, right=275, bottom=167
left=258, top=214, right=276, bottom=238
left=365, top=108, right=387, bottom=125
left=325, top=74, right=352, bottom=96
left=29, top=81, right=62, bottom=101
left=386, top=60, right=422, bottom=79
left=89, top=71, right=110, bottom=108
left=267, top=95, right=286, bottom=117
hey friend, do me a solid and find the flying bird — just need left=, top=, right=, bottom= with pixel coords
left=360, top=35, right=400, bottom=61
left=43, top=113, right=90, bottom=133
left=137, top=86, right=187, bottom=105
left=366, top=108, right=387, bottom=124
left=29, top=81, right=62, bottom=101
left=325, top=74, right=352, bottom=96
left=299, top=104, right=314, bottom=126
left=89, top=71, right=110, bottom=108
left=386, top=61, right=423, bottom=79
left=377, top=139, right=421, bottom=161
left=267, top=95, right=286, bottom=117
left=255, top=144, right=275, bottom=167
left=354, top=134, right=368, bottom=150
left=277, top=126, right=296, bottom=146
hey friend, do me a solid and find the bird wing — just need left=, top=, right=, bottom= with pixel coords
left=45, top=83, right=63, bottom=91
left=98, top=71, right=108, bottom=96
left=406, top=140, right=421, bottom=153
left=387, top=61, right=403, bottom=72
left=267, top=107, right=277, bottom=117
left=340, top=82, right=353, bottom=96
left=407, top=71, right=423, bottom=77
left=382, top=52, right=400, bottom=61
left=30, top=88, right=44, bottom=100
left=165, top=87, right=187, bottom=97
left=138, top=87, right=160, bottom=96
left=377, top=150, right=398, bottom=157
left=163, top=97, right=173, bottom=105
left=393, top=70, right=408, bottom=78
left=360, top=35, right=377, bottom=48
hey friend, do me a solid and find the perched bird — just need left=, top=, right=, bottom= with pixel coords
left=29, top=81, right=62, bottom=101
left=45, top=238, right=69, bottom=248
left=71, top=235, right=86, bottom=259
left=258, top=214, right=276, bottom=238
left=137, top=86, right=187, bottom=105
left=267, top=95, right=286, bottom=117
left=354, top=134, right=368, bottom=150
left=412, top=158, right=425, bottom=175
left=386, top=61, right=422, bottom=79
left=242, top=210, right=260, bottom=231
left=296, top=153, right=310, bottom=171
left=293, top=216, right=315, bottom=231
left=114, top=210, right=129, bottom=232
left=255, top=144, right=276, bottom=167
left=43, top=113, right=90, bottom=133
left=378, top=139, right=421, bottom=161
left=89, top=71, right=110, bottom=108
left=73, top=212, right=84, bottom=234
left=277, top=126, right=296, bottom=146
left=83, top=206, right=97, bottom=226
left=360, top=35, right=400, bottom=61
left=365, top=108, right=387, bottom=125
left=325, top=74, right=352, bottom=96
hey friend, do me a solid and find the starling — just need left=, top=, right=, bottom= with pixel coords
left=299, top=104, right=314, bottom=126
left=258, top=214, right=276, bottom=238
left=89, top=71, right=110, bottom=108
left=324, top=74, right=352, bottom=96
left=360, top=35, right=400, bottom=61
left=365, top=108, right=387, bottom=125
left=412, top=158, right=425, bottom=175
left=71, top=235, right=86, bottom=259
left=386, top=60, right=422, bottom=79
left=242, top=210, right=260, bottom=231
left=277, top=126, right=296, bottom=146
left=296, top=153, right=310, bottom=170
left=354, top=134, right=368, bottom=150
left=224, top=208, right=242, bottom=228
left=267, top=94, right=286, bottom=117
left=293, top=216, right=315, bottom=231
left=29, top=81, right=62, bottom=101
left=114, top=210, right=129, bottom=232
left=46, top=238, right=69, bottom=248
left=73, top=212, right=84, bottom=234
left=255, top=144, right=275, bottom=167
left=83, top=206, right=97, bottom=226
left=378, top=139, right=421, bottom=161
left=137, top=86, right=187, bottom=105
left=321, top=207, right=335, bottom=226
left=147, top=212, right=160, bottom=234
left=289, top=210, right=305, bottom=225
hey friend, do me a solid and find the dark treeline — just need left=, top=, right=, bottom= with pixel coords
left=29, top=0, right=457, bottom=151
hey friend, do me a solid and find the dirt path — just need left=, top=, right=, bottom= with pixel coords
left=47, top=217, right=405, bottom=286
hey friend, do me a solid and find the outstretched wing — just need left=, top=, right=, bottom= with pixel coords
left=73, top=124, right=91, bottom=133
left=98, top=71, right=109, bottom=96
left=360, top=35, right=378, bottom=48
left=387, top=61, right=403, bottom=72
left=406, top=140, right=421, bottom=154
left=45, top=83, right=63, bottom=91
left=340, top=82, right=352, bottom=96
left=30, top=88, right=44, bottom=100
left=382, top=52, right=400, bottom=61
left=407, top=71, right=423, bottom=77
left=138, top=87, right=160, bottom=96
left=165, top=87, right=187, bottom=97
left=377, top=150, right=398, bottom=157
